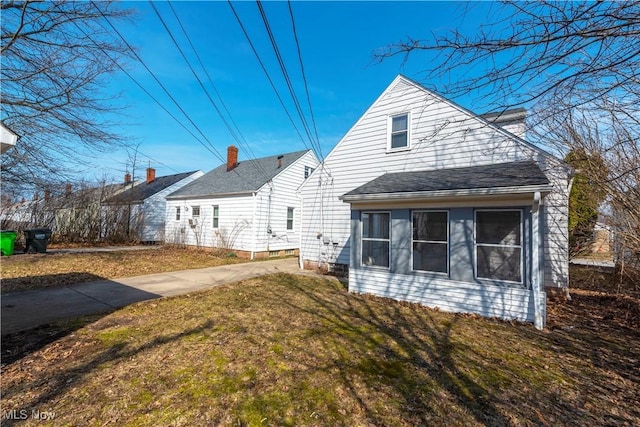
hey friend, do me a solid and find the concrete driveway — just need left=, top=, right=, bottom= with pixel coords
left=1, top=258, right=303, bottom=335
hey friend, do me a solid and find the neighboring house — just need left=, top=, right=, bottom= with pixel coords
left=103, top=168, right=203, bottom=243
left=1, top=122, right=18, bottom=154
left=298, top=75, right=572, bottom=329
left=165, top=146, right=319, bottom=258
left=0, top=180, right=138, bottom=242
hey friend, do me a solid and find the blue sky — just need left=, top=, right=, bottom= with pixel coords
left=98, top=1, right=506, bottom=182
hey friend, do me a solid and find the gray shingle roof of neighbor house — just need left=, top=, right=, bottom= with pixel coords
left=104, top=171, right=199, bottom=204
left=167, top=149, right=312, bottom=199
left=341, top=160, right=552, bottom=201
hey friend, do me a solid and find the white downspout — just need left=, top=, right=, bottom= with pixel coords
left=297, top=190, right=304, bottom=270
left=250, top=192, right=257, bottom=260
left=531, top=191, right=544, bottom=329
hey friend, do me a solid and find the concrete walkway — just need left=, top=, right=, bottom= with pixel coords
left=1, top=258, right=303, bottom=335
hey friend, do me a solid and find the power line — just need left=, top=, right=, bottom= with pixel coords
left=158, top=1, right=271, bottom=182
left=256, top=0, right=321, bottom=158
left=287, top=0, right=323, bottom=160
left=227, top=0, right=313, bottom=155
left=90, top=0, right=227, bottom=166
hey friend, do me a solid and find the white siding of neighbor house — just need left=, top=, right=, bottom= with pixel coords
left=141, top=171, right=204, bottom=242
left=165, top=151, right=318, bottom=254
left=299, top=76, right=570, bottom=293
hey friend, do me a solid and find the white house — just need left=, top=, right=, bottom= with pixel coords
left=1, top=122, right=18, bottom=154
left=298, top=75, right=572, bottom=329
left=103, top=168, right=203, bottom=243
left=165, top=146, right=319, bottom=258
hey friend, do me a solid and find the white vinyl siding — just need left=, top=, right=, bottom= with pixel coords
left=299, top=75, right=569, bottom=293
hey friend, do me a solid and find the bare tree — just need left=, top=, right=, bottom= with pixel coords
left=1, top=0, right=133, bottom=192
left=375, top=1, right=640, bottom=119
left=375, top=0, right=640, bottom=269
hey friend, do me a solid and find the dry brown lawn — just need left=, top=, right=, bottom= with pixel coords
left=1, top=260, right=638, bottom=426
left=0, top=246, right=245, bottom=294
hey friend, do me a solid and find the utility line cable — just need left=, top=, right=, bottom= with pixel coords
left=287, top=0, right=323, bottom=160
left=227, top=0, right=312, bottom=154
left=164, top=1, right=271, bottom=182
left=90, top=0, right=227, bottom=166
left=256, top=0, right=320, bottom=158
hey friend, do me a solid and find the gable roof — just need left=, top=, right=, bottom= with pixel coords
left=104, top=171, right=199, bottom=204
left=341, top=160, right=552, bottom=202
left=167, top=150, right=311, bottom=199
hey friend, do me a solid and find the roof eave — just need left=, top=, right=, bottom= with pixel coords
left=340, top=184, right=553, bottom=203
left=167, top=190, right=256, bottom=200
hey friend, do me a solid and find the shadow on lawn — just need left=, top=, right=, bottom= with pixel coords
left=1, top=272, right=162, bottom=366
left=268, top=275, right=513, bottom=425
left=267, top=273, right=640, bottom=425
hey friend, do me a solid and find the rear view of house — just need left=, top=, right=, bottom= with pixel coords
left=298, top=75, right=572, bottom=328
left=165, top=146, right=319, bottom=258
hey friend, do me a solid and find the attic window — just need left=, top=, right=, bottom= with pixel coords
left=304, top=166, right=315, bottom=179
left=388, top=113, right=410, bottom=151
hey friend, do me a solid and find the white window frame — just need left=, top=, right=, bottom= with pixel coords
left=387, top=113, right=411, bottom=152
left=474, top=209, right=524, bottom=284
left=212, top=205, right=219, bottom=228
left=411, top=210, right=449, bottom=275
left=192, top=206, right=200, bottom=218
left=286, top=207, right=294, bottom=231
left=360, top=211, right=391, bottom=269
left=175, top=206, right=181, bottom=221
left=304, top=166, right=315, bottom=179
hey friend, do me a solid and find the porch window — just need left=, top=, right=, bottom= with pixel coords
left=475, top=210, right=522, bottom=283
left=212, top=205, right=219, bottom=228
left=287, top=207, right=294, bottom=230
left=361, top=212, right=390, bottom=268
left=412, top=211, right=448, bottom=274
left=389, top=113, right=409, bottom=150
left=175, top=207, right=180, bottom=221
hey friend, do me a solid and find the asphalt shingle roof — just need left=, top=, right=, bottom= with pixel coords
left=342, top=160, right=550, bottom=197
left=167, top=150, right=311, bottom=199
left=104, top=171, right=199, bottom=204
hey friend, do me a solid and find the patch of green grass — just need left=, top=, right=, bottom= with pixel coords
left=2, top=272, right=638, bottom=426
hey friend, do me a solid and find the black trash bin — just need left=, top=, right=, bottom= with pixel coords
left=24, top=228, right=52, bottom=253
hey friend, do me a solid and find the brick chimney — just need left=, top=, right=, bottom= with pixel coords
left=146, top=167, right=156, bottom=184
left=44, top=190, right=51, bottom=201
left=65, top=183, right=72, bottom=198
left=124, top=172, right=132, bottom=184
left=227, top=145, right=238, bottom=171
left=277, top=155, right=284, bottom=168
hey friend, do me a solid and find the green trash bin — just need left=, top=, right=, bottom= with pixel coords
left=0, top=230, right=18, bottom=256
left=24, top=228, right=52, bottom=253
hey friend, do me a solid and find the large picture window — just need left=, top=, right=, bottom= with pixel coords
left=361, top=212, right=390, bottom=268
left=389, top=113, right=409, bottom=150
left=475, top=210, right=522, bottom=283
left=413, top=211, right=448, bottom=274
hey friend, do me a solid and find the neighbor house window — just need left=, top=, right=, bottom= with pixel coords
left=192, top=206, right=200, bottom=217
left=212, top=205, right=219, bottom=228
left=287, top=207, right=294, bottom=230
left=389, top=113, right=409, bottom=150
left=475, top=210, right=522, bottom=283
left=412, top=211, right=448, bottom=274
left=361, top=212, right=390, bottom=268
left=175, top=207, right=181, bottom=221
left=304, top=166, right=315, bottom=179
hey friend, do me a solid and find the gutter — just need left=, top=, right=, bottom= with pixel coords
left=340, top=184, right=554, bottom=203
